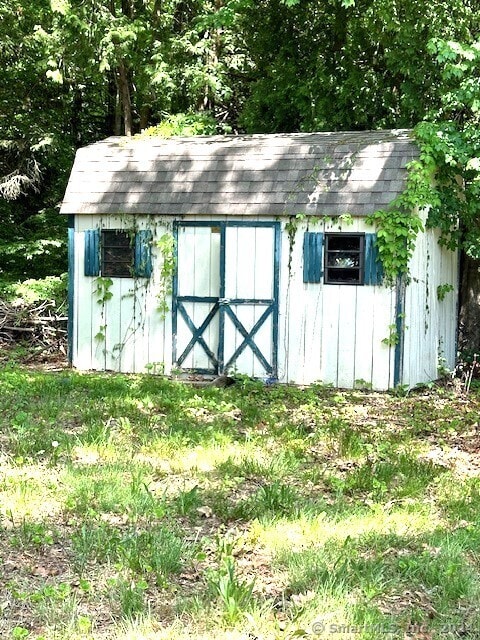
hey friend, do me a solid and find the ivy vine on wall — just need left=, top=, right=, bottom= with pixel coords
left=156, top=232, right=175, bottom=319
left=366, top=140, right=437, bottom=285
left=367, top=115, right=477, bottom=287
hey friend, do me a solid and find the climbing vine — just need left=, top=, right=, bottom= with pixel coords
left=437, top=283, right=454, bottom=301
left=366, top=144, right=436, bottom=285
left=381, top=324, right=400, bottom=347
left=90, top=221, right=176, bottom=366
left=94, top=276, right=114, bottom=305
left=93, top=276, right=113, bottom=344
left=368, top=44, right=480, bottom=286
left=285, top=214, right=304, bottom=275
left=156, top=232, right=175, bottom=319
left=90, top=218, right=158, bottom=364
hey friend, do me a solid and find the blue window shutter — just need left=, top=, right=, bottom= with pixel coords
left=134, top=230, right=153, bottom=278
left=84, top=229, right=100, bottom=276
left=303, top=232, right=324, bottom=283
left=364, top=233, right=384, bottom=285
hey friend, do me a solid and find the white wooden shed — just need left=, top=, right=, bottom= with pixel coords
left=60, top=130, right=458, bottom=390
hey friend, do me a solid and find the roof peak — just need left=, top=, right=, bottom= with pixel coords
left=96, top=128, right=414, bottom=148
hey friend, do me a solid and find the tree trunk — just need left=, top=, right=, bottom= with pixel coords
left=458, top=252, right=480, bottom=354
left=121, top=0, right=133, bottom=18
left=70, top=86, right=82, bottom=144
left=198, top=0, right=223, bottom=112
left=118, top=60, right=133, bottom=136
left=139, top=104, right=150, bottom=131
left=106, top=72, right=121, bottom=135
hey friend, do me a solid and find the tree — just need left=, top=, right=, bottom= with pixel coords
left=413, top=37, right=480, bottom=352
left=237, top=0, right=476, bottom=133
left=0, top=0, right=74, bottom=283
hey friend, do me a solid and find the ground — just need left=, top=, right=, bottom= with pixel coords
left=1, top=358, right=480, bottom=639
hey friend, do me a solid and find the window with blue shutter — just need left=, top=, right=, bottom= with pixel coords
left=84, top=229, right=152, bottom=278
left=303, top=232, right=323, bottom=283
left=364, top=233, right=383, bottom=286
left=303, top=231, right=383, bottom=286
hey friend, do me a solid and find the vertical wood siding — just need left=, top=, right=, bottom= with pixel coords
left=402, top=224, right=458, bottom=386
left=277, top=218, right=396, bottom=389
left=73, top=215, right=171, bottom=374
left=71, top=213, right=457, bottom=389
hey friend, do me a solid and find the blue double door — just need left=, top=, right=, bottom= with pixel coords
left=172, top=221, right=280, bottom=378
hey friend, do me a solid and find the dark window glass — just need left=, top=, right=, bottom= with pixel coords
left=101, top=230, right=133, bottom=277
left=324, top=233, right=364, bottom=285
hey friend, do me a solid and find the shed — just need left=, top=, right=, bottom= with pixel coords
left=60, top=130, right=458, bottom=389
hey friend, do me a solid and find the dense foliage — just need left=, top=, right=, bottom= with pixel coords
left=1, top=0, right=479, bottom=332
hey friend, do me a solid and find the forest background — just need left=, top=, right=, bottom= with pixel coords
left=1, top=0, right=480, bottom=351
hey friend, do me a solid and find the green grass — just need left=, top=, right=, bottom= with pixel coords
left=1, top=365, right=480, bottom=638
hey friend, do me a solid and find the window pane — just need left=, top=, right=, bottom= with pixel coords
left=328, top=235, right=361, bottom=252
left=102, top=230, right=133, bottom=277
left=103, top=260, right=133, bottom=277
left=325, top=233, right=364, bottom=285
left=103, top=230, right=131, bottom=247
left=326, top=252, right=360, bottom=267
left=103, top=247, right=132, bottom=262
left=327, top=268, right=361, bottom=283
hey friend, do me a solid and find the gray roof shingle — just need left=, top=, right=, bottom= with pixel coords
left=60, top=130, right=418, bottom=217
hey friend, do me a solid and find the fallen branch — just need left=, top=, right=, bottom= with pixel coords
left=0, top=298, right=67, bottom=357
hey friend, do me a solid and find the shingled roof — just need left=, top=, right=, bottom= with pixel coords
left=60, top=129, right=418, bottom=217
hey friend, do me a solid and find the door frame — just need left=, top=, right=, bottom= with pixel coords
left=172, top=220, right=281, bottom=378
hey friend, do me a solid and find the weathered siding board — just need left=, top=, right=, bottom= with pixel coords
left=305, top=287, right=324, bottom=384
left=143, top=275, right=161, bottom=372
left=439, top=228, right=458, bottom=369
left=370, top=288, right=396, bottom=390
left=353, top=287, right=377, bottom=385
left=130, top=280, right=150, bottom=373
left=289, top=282, right=323, bottom=385
left=277, top=221, right=310, bottom=383
left=402, top=224, right=458, bottom=386
left=438, top=232, right=458, bottom=370
left=320, top=284, right=342, bottom=385
left=99, top=217, right=150, bottom=374
left=335, top=286, right=358, bottom=388
left=143, top=220, right=171, bottom=373
left=104, top=277, right=123, bottom=371
left=75, top=216, right=103, bottom=371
